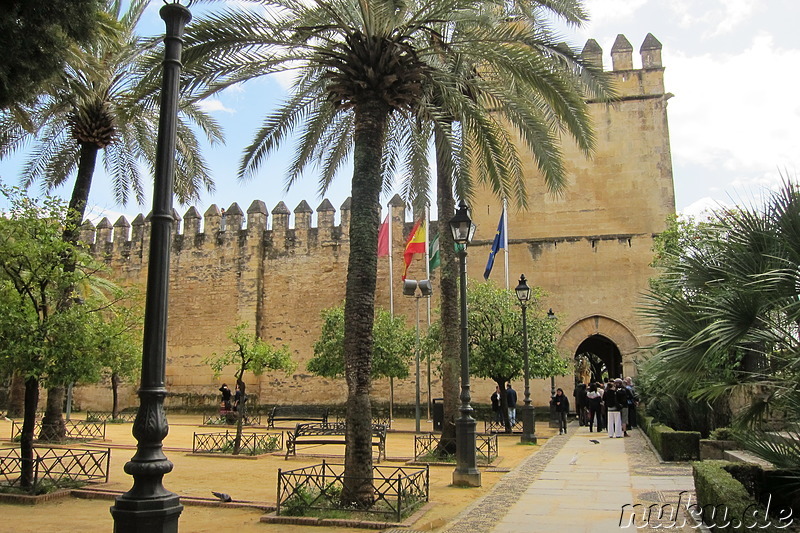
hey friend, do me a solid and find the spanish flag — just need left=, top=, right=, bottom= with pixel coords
left=402, top=219, right=426, bottom=280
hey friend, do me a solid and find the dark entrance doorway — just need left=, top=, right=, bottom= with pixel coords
left=574, top=335, right=622, bottom=383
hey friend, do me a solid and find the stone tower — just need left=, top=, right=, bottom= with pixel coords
left=469, top=33, right=675, bottom=399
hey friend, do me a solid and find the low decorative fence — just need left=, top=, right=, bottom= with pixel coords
left=414, top=433, right=498, bottom=464
left=333, top=412, right=392, bottom=429
left=202, top=412, right=262, bottom=426
left=0, top=446, right=111, bottom=493
left=11, top=420, right=106, bottom=441
left=484, top=418, right=523, bottom=434
left=85, top=411, right=136, bottom=423
left=277, top=461, right=429, bottom=522
left=192, top=430, right=283, bottom=455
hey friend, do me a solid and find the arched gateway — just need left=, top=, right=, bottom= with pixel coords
left=559, top=315, right=641, bottom=382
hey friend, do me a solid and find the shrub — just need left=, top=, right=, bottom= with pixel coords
left=709, top=427, right=735, bottom=441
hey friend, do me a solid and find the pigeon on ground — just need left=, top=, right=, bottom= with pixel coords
left=589, top=439, right=600, bottom=444
left=569, top=454, right=578, bottom=465
left=212, top=491, right=232, bottom=502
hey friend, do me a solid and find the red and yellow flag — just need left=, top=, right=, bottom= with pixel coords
left=402, top=219, right=426, bottom=280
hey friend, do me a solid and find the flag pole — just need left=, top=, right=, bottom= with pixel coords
left=424, top=205, right=432, bottom=421
left=503, top=198, right=509, bottom=290
left=388, top=203, right=394, bottom=425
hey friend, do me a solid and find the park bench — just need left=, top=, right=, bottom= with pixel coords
left=284, top=422, right=386, bottom=462
left=268, top=405, right=329, bottom=428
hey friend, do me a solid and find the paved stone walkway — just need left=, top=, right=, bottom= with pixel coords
left=442, top=423, right=698, bottom=533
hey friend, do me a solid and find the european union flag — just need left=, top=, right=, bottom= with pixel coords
left=484, top=209, right=505, bottom=280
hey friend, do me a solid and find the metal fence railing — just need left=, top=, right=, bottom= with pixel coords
left=484, top=418, right=523, bottom=434
left=277, top=460, right=428, bottom=522
left=192, top=430, right=283, bottom=455
left=201, top=412, right=262, bottom=426
left=11, top=420, right=106, bottom=441
left=0, top=446, right=111, bottom=494
left=85, top=411, right=136, bottom=423
left=413, top=433, right=498, bottom=464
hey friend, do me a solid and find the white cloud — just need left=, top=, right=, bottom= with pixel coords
left=198, top=99, right=236, bottom=114
left=667, top=0, right=756, bottom=37
left=583, top=0, right=649, bottom=27
left=666, top=34, right=800, bottom=194
left=679, top=196, right=727, bottom=221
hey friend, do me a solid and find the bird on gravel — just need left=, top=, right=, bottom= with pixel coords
left=212, top=491, right=232, bottom=502
left=589, top=439, right=600, bottom=444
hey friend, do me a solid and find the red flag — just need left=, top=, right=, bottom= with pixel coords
left=402, top=219, right=426, bottom=280
left=377, top=215, right=389, bottom=257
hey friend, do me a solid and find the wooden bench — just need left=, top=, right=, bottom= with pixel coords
left=268, top=405, right=329, bottom=428
left=284, top=422, right=386, bottom=461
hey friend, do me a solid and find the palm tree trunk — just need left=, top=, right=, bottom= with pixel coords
left=435, top=123, right=460, bottom=455
left=342, top=99, right=389, bottom=507
left=41, top=142, right=99, bottom=442
left=20, top=376, right=39, bottom=489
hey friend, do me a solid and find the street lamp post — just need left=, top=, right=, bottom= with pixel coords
left=403, top=279, right=433, bottom=433
left=450, top=201, right=480, bottom=487
left=110, top=2, right=190, bottom=531
left=514, top=275, right=536, bottom=444
left=546, top=308, right=559, bottom=428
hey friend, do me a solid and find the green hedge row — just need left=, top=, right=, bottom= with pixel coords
left=692, top=460, right=785, bottom=532
left=640, top=415, right=700, bottom=461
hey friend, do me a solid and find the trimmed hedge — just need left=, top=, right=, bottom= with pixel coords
left=692, top=460, right=785, bottom=532
left=640, top=415, right=700, bottom=461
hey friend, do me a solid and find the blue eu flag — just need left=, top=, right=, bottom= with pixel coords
left=484, top=209, right=505, bottom=280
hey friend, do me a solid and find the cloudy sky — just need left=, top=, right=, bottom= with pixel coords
left=1, top=0, right=798, bottom=223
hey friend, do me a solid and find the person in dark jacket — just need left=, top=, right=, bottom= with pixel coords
left=605, top=381, right=623, bottom=438
left=551, top=388, right=570, bottom=435
left=219, top=383, right=232, bottom=411
left=506, top=383, right=518, bottom=426
left=490, top=385, right=503, bottom=423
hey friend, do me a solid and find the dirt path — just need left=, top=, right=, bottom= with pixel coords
left=0, top=414, right=554, bottom=532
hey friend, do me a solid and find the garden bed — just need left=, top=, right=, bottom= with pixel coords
left=0, top=446, right=110, bottom=495
left=192, top=430, right=283, bottom=456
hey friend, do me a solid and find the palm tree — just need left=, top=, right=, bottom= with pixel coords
left=181, top=0, right=608, bottom=504
left=641, top=181, right=800, bottom=475
left=0, top=0, right=221, bottom=440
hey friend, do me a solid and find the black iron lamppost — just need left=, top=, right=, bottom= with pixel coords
left=546, top=307, right=559, bottom=428
left=110, top=2, right=190, bottom=531
left=403, top=279, right=433, bottom=433
left=449, top=201, right=480, bottom=487
left=514, top=275, right=536, bottom=444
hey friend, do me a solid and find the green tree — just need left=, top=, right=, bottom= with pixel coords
left=0, top=185, right=117, bottom=486
left=308, top=304, right=414, bottom=380
left=206, top=323, right=296, bottom=455
left=640, top=181, right=800, bottom=476
left=0, top=0, right=103, bottom=108
left=1, top=0, right=221, bottom=440
left=467, top=281, right=567, bottom=432
left=181, top=0, right=607, bottom=502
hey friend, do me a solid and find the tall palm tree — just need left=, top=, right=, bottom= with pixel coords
left=181, top=0, right=607, bottom=504
left=0, top=0, right=222, bottom=440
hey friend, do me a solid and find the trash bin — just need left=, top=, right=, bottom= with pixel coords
left=432, top=398, right=444, bottom=432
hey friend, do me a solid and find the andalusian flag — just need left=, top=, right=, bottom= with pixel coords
left=428, top=233, right=440, bottom=271
left=402, top=219, right=426, bottom=280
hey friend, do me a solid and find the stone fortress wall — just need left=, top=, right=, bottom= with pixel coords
left=73, top=33, right=675, bottom=413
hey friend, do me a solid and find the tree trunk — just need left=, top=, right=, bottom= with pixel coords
left=341, top=99, right=389, bottom=507
left=233, top=378, right=245, bottom=455
left=41, top=143, right=100, bottom=442
left=7, top=371, right=25, bottom=418
left=111, top=372, right=120, bottom=419
left=435, top=123, right=460, bottom=456
left=20, top=376, right=39, bottom=489
left=39, top=386, right=66, bottom=442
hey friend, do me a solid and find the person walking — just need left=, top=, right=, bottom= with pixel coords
left=551, top=388, right=570, bottom=435
left=605, top=381, right=623, bottom=438
left=506, top=382, right=518, bottom=426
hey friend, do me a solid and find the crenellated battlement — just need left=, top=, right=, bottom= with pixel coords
left=581, top=33, right=665, bottom=99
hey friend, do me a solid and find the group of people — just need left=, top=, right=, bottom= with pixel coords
left=490, top=383, right=518, bottom=425
left=218, top=383, right=245, bottom=413
left=572, top=377, right=638, bottom=438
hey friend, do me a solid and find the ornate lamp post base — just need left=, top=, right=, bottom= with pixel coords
left=110, top=495, right=183, bottom=533
left=520, top=404, right=536, bottom=444
left=453, top=415, right=481, bottom=487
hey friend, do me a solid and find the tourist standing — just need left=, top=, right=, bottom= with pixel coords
left=605, top=381, right=623, bottom=438
left=490, top=385, right=503, bottom=423
left=551, top=388, right=570, bottom=435
left=506, top=382, right=518, bottom=426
